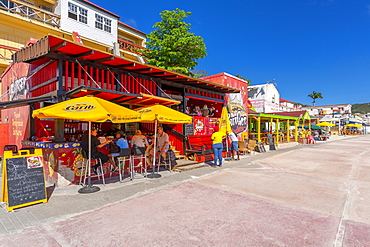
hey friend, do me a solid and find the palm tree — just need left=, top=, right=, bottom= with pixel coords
left=307, top=91, right=323, bottom=106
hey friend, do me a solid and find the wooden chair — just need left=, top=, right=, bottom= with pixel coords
left=247, top=140, right=257, bottom=155
left=238, top=141, right=249, bottom=155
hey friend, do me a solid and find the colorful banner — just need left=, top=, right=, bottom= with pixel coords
left=1, top=63, right=31, bottom=148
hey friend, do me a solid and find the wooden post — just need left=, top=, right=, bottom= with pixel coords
left=275, top=118, right=279, bottom=146
left=287, top=120, right=290, bottom=142
left=257, top=116, right=261, bottom=143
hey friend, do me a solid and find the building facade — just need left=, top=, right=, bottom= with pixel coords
left=248, top=83, right=280, bottom=113
left=0, top=0, right=146, bottom=80
left=279, top=98, right=300, bottom=112
left=300, top=104, right=352, bottom=119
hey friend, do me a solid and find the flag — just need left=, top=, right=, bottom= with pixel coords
left=219, top=107, right=232, bottom=134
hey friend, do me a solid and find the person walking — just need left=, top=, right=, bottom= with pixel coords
left=229, top=132, right=240, bottom=160
left=211, top=126, right=226, bottom=167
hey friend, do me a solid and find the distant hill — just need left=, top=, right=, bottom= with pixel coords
left=352, top=103, right=370, bottom=114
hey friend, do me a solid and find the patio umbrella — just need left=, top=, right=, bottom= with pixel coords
left=32, top=95, right=141, bottom=193
left=317, top=122, right=335, bottom=127
left=345, top=124, right=363, bottom=128
left=219, top=107, right=232, bottom=160
left=135, top=104, right=192, bottom=176
left=305, top=125, right=322, bottom=130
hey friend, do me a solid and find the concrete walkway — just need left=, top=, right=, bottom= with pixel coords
left=1, top=135, right=369, bottom=246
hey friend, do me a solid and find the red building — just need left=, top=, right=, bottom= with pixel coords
left=0, top=35, right=239, bottom=184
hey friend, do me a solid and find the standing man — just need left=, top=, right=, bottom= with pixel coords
left=82, top=129, right=112, bottom=173
left=229, top=132, right=240, bottom=160
left=211, top=126, right=226, bottom=167
left=157, top=126, right=169, bottom=162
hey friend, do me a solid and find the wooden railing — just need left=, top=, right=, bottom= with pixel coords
left=117, top=38, right=145, bottom=54
left=0, top=0, right=60, bottom=27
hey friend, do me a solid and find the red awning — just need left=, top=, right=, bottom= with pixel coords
left=13, top=35, right=239, bottom=94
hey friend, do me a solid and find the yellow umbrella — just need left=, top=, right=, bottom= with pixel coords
left=32, top=95, right=141, bottom=193
left=345, top=124, right=363, bottom=128
left=219, top=106, right=233, bottom=160
left=135, top=104, right=192, bottom=176
left=317, top=122, right=335, bottom=127
left=219, top=106, right=232, bottom=134
left=32, top=95, right=140, bottom=123
left=136, top=104, right=192, bottom=124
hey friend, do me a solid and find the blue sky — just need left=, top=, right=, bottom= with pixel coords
left=93, top=0, right=370, bottom=106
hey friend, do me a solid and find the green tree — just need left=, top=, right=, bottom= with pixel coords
left=140, top=8, right=207, bottom=76
left=235, top=74, right=252, bottom=85
left=307, top=91, right=323, bottom=106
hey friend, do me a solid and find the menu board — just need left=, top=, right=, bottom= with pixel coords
left=184, top=123, right=194, bottom=136
left=1, top=149, right=47, bottom=211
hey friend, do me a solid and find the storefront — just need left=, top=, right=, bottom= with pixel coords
left=248, top=110, right=311, bottom=145
left=0, top=34, right=239, bottom=185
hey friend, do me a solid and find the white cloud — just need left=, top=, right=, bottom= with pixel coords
left=126, top=19, right=137, bottom=28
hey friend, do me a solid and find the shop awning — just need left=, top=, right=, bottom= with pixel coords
left=266, top=111, right=311, bottom=120
left=0, top=95, right=55, bottom=109
left=66, top=86, right=180, bottom=106
left=249, top=112, right=299, bottom=121
left=12, top=35, right=240, bottom=94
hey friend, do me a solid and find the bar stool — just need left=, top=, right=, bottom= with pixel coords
left=81, top=150, right=105, bottom=186
left=130, top=147, right=147, bottom=180
left=157, top=151, right=172, bottom=172
left=116, top=148, right=131, bottom=182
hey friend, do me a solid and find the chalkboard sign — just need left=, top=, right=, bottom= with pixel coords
left=184, top=123, right=194, bottom=136
left=1, top=149, right=47, bottom=211
left=267, top=134, right=276, bottom=150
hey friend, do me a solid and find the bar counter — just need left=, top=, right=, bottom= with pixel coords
left=21, top=140, right=84, bottom=186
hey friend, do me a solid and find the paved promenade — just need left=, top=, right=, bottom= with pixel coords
left=0, top=135, right=369, bottom=246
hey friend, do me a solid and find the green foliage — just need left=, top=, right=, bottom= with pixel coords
left=140, top=8, right=207, bottom=77
left=307, top=91, right=323, bottom=106
left=191, top=70, right=208, bottom=78
left=235, top=74, right=252, bottom=85
left=352, top=102, right=370, bottom=114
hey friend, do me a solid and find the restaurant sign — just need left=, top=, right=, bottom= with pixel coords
left=63, top=104, right=97, bottom=112
left=227, top=93, right=247, bottom=134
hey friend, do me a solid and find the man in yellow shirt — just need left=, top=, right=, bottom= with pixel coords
left=211, top=126, right=226, bottom=166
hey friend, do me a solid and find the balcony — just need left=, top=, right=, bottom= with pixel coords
left=117, top=38, right=145, bottom=54
left=0, top=0, right=60, bottom=27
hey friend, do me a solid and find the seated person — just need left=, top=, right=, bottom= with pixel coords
left=110, top=133, right=129, bottom=157
left=82, top=129, right=112, bottom=174
left=208, top=107, right=215, bottom=117
left=190, top=106, right=202, bottom=116
left=131, top=130, right=148, bottom=153
left=185, top=106, right=191, bottom=115
left=201, top=104, right=209, bottom=117
left=110, top=133, right=129, bottom=172
left=156, top=126, right=169, bottom=163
